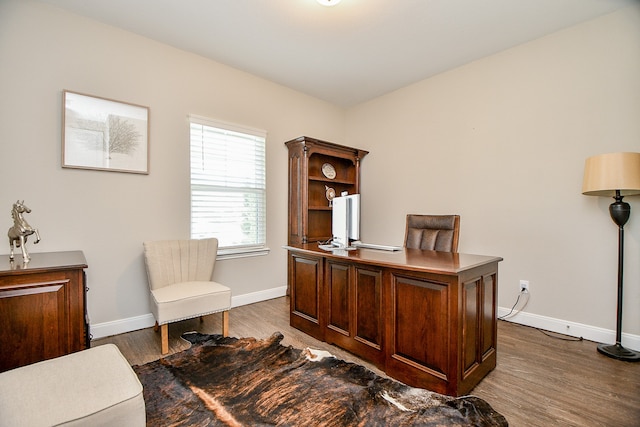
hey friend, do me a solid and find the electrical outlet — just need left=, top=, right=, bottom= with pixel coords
left=519, top=280, right=529, bottom=293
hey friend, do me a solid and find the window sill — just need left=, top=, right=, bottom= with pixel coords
left=217, top=247, right=270, bottom=260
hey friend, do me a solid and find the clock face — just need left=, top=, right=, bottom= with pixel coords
left=325, top=185, right=336, bottom=202
left=321, top=163, right=336, bottom=179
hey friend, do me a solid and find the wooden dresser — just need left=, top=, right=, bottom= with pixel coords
left=0, top=251, right=88, bottom=372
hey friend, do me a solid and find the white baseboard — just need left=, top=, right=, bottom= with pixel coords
left=90, top=286, right=288, bottom=340
left=231, top=286, right=288, bottom=307
left=498, top=306, right=640, bottom=352
left=90, top=313, right=157, bottom=341
left=91, top=289, right=640, bottom=352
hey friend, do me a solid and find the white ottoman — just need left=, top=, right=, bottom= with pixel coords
left=0, top=344, right=145, bottom=427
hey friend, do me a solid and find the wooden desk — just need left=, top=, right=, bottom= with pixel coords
left=285, top=243, right=503, bottom=396
left=0, top=251, right=88, bottom=372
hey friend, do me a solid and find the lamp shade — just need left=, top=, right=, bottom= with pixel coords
left=582, top=152, right=640, bottom=197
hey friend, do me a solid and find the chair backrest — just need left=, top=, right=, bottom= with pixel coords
left=404, top=214, right=460, bottom=252
left=143, top=238, right=218, bottom=290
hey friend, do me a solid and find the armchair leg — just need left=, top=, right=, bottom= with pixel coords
left=154, top=321, right=159, bottom=332
left=222, top=310, right=229, bottom=337
left=160, top=323, right=169, bottom=355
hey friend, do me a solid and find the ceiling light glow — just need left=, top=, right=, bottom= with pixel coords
left=317, top=0, right=342, bottom=6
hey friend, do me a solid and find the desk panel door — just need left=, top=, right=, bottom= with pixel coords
left=461, top=271, right=498, bottom=393
left=326, top=261, right=350, bottom=336
left=385, top=273, right=452, bottom=395
left=325, top=261, right=384, bottom=366
left=351, top=266, right=384, bottom=365
left=353, top=267, right=383, bottom=352
left=289, top=253, right=324, bottom=340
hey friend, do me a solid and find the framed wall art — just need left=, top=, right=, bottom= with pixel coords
left=62, top=90, right=149, bottom=174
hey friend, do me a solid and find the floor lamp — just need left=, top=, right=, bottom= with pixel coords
left=582, top=152, right=640, bottom=362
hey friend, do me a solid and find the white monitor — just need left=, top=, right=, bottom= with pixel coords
left=331, top=194, right=360, bottom=248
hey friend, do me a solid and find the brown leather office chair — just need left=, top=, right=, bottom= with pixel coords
left=404, top=214, right=460, bottom=252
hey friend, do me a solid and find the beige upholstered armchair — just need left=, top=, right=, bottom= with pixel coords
left=143, top=238, right=231, bottom=354
left=404, top=214, right=460, bottom=252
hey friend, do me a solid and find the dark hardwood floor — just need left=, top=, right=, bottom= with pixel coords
left=94, top=297, right=640, bottom=427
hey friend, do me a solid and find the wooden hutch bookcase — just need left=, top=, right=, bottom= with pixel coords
left=285, top=136, right=368, bottom=245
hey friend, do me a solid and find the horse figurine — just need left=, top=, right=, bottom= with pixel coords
left=7, top=200, right=41, bottom=261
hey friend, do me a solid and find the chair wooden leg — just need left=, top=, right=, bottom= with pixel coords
left=154, top=321, right=159, bottom=332
left=222, top=310, right=229, bottom=337
left=160, top=323, right=169, bottom=355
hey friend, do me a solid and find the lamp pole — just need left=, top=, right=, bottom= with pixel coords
left=597, top=190, right=640, bottom=361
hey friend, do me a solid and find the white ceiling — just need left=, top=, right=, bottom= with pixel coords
left=40, top=0, right=636, bottom=107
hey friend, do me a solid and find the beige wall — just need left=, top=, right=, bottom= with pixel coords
left=346, top=5, right=640, bottom=340
left=0, top=0, right=345, bottom=330
left=2, top=0, right=639, bottom=344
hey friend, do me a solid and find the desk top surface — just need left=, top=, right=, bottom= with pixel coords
left=284, top=243, right=502, bottom=275
left=0, top=251, right=87, bottom=275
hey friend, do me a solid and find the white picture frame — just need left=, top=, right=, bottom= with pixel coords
left=62, top=90, right=149, bottom=174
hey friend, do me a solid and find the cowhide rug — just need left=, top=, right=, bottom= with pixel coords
left=133, top=332, right=508, bottom=426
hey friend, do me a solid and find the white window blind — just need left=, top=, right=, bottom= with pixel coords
left=190, top=115, right=267, bottom=258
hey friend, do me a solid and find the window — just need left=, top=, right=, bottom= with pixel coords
left=190, top=115, right=268, bottom=259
